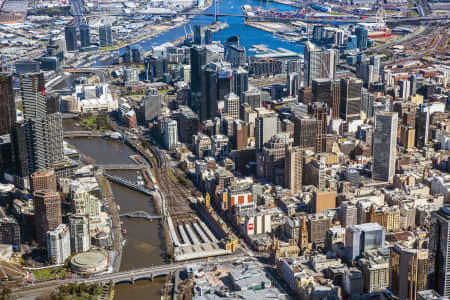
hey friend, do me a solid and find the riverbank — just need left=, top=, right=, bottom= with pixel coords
left=97, top=173, right=123, bottom=273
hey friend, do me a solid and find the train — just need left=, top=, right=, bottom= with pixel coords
left=145, top=169, right=158, bottom=185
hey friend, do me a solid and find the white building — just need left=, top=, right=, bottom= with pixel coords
left=60, top=84, right=117, bottom=113
left=164, top=119, right=178, bottom=149
left=211, top=134, right=229, bottom=161
left=124, top=67, right=139, bottom=85
left=69, top=214, right=91, bottom=254
left=224, top=93, right=240, bottom=120
left=70, top=179, right=101, bottom=217
left=47, top=224, right=71, bottom=264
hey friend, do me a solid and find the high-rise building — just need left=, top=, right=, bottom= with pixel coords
left=257, top=133, right=291, bottom=184
left=304, top=41, right=321, bottom=87
left=372, top=112, right=398, bottom=182
left=232, top=68, right=248, bottom=99
left=31, top=169, right=57, bottom=193
left=304, top=41, right=336, bottom=87
left=0, top=216, right=20, bottom=248
left=64, top=23, right=77, bottom=51
left=19, top=73, right=64, bottom=174
left=331, top=80, right=341, bottom=119
left=201, top=66, right=218, bottom=121
left=400, top=125, right=415, bottom=149
left=312, top=78, right=331, bottom=103
left=298, top=87, right=313, bottom=104
left=11, top=122, right=29, bottom=187
left=79, top=24, right=90, bottom=48
left=69, top=214, right=90, bottom=254
left=340, top=202, right=357, bottom=227
left=294, top=115, right=317, bottom=149
left=144, top=89, right=161, bottom=121
left=224, top=93, right=240, bottom=120
left=242, top=90, right=261, bottom=109
left=193, top=25, right=202, bottom=45
left=34, top=190, right=62, bottom=245
left=99, top=25, right=113, bottom=47
left=308, top=213, right=331, bottom=248
left=255, top=113, right=278, bottom=150
left=345, top=223, right=385, bottom=262
left=204, top=29, right=212, bottom=44
left=390, top=243, right=428, bottom=300
left=233, top=119, right=248, bottom=151
left=224, top=35, right=246, bottom=68
left=428, top=206, right=450, bottom=297
left=47, top=224, right=70, bottom=264
left=190, top=46, right=207, bottom=94
left=355, top=26, right=369, bottom=50
left=340, top=78, right=362, bottom=122
left=310, top=102, right=327, bottom=153
left=284, top=145, right=303, bottom=194
left=312, top=191, right=336, bottom=213
left=287, top=72, right=299, bottom=97
left=0, top=74, right=16, bottom=136
left=164, top=119, right=178, bottom=150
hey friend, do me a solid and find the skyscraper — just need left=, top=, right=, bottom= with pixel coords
left=224, top=93, right=240, bottom=120
left=47, top=224, right=70, bottom=264
left=34, top=190, right=62, bottom=245
left=163, top=119, right=178, bottom=150
left=79, top=24, right=90, bottom=48
left=428, top=206, right=450, bottom=297
left=232, top=68, right=248, bottom=99
left=340, top=78, right=363, bottom=122
left=0, top=74, right=16, bottom=136
left=99, top=25, right=113, bottom=47
left=31, top=169, right=57, bottom=193
left=304, top=41, right=321, bottom=87
left=390, top=243, right=428, bottom=300
left=190, top=46, right=207, bottom=93
left=310, top=102, right=327, bottom=153
left=255, top=113, right=278, bottom=150
left=193, top=24, right=202, bottom=45
left=19, top=73, right=64, bottom=174
left=64, top=23, right=77, bottom=51
left=69, top=214, right=90, bottom=254
left=204, top=29, right=212, bottom=44
left=284, top=145, right=303, bottom=194
left=11, top=122, right=29, bottom=187
left=355, top=26, right=369, bottom=50
left=294, top=115, right=317, bottom=149
left=372, top=112, right=398, bottom=182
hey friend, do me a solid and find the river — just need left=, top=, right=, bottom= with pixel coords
left=63, top=120, right=166, bottom=299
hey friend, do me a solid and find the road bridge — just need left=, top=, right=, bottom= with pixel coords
left=119, top=211, right=162, bottom=221
left=104, top=173, right=153, bottom=196
left=13, top=254, right=248, bottom=295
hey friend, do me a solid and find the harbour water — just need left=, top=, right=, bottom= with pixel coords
left=116, top=0, right=304, bottom=56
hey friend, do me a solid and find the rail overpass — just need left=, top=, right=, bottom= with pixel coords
left=64, top=131, right=105, bottom=138
left=95, top=164, right=149, bottom=170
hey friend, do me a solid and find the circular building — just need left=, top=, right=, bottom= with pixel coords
left=70, top=251, right=108, bottom=274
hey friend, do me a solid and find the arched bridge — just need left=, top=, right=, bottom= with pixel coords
left=119, top=211, right=162, bottom=221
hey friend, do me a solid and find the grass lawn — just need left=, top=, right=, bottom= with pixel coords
left=32, top=267, right=66, bottom=280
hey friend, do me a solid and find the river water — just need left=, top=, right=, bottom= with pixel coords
left=63, top=120, right=166, bottom=299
